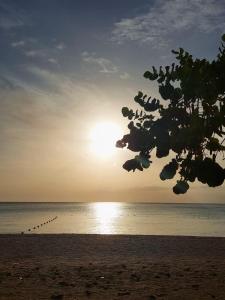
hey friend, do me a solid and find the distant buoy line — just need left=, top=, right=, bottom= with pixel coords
left=21, top=216, right=58, bottom=234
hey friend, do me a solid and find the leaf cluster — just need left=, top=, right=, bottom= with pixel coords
left=117, top=35, right=225, bottom=194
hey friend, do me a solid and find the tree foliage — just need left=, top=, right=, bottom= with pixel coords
left=116, top=35, right=225, bottom=194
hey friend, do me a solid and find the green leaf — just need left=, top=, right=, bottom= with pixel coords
left=206, top=137, right=225, bottom=152
left=121, top=107, right=129, bottom=117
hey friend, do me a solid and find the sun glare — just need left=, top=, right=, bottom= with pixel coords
left=92, top=202, right=121, bottom=234
left=89, top=122, right=123, bottom=158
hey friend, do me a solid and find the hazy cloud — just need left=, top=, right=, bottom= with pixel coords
left=0, top=16, right=23, bottom=29
left=0, top=66, right=119, bottom=142
left=24, top=48, right=59, bottom=66
left=25, top=49, right=47, bottom=58
left=11, top=40, right=25, bottom=47
left=22, top=40, right=63, bottom=65
left=26, top=66, right=109, bottom=105
left=81, top=52, right=130, bottom=79
left=82, top=51, right=118, bottom=74
left=120, top=72, right=130, bottom=80
left=112, top=0, right=225, bottom=46
left=0, top=1, right=28, bottom=30
left=56, top=42, right=66, bottom=50
left=48, top=58, right=58, bottom=64
left=0, top=75, right=18, bottom=90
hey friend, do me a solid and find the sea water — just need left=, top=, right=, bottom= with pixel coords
left=0, top=202, right=225, bottom=236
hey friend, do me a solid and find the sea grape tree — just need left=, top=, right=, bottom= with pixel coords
left=116, top=35, right=225, bottom=194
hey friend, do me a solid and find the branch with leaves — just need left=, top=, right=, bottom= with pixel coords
left=117, top=35, right=225, bottom=194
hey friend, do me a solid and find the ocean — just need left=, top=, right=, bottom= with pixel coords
left=0, top=202, right=225, bottom=236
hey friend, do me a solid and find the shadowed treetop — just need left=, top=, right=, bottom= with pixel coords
left=116, top=35, right=225, bottom=194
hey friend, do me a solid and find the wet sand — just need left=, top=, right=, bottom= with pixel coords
left=0, top=234, right=225, bottom=299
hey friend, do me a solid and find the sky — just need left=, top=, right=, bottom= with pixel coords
left=0, top=0, right=225, bottom=202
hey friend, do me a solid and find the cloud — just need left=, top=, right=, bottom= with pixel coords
left=11, top=38, right=38, bottom=50
left=24, top=48, right=58, bottom=65
left=0, top=67, right=120, bottom=153
left=22, top=41, right=61, bottom=65
left=11, top=40, right=25, bottom=47
left=0, top=75, right=18, bottom=90
left=81, top=51, right=118, bottom=74
left=25, top=49, right=47, bottom=58
left=25, top=65, right=110, bottom=106
left=0, top=16, right=23, bottom=29
left=120, top=72, right=130, bottom=80
left=56, top=42, right=66, bottom=50
left=48, top=58, right=58, bottom=64
left=0, top=2, right=28, bottom=30
left=81, top=52, right=130, bottom=79
left=0, top=70, right=86, bottom=132
left=111, top=0, right=225, bottom=46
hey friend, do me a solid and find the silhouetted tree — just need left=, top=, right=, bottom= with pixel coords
left=117, top=35, right=225, bottom=194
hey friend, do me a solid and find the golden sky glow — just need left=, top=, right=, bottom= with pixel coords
left=0, top=1, right=225, bottom=202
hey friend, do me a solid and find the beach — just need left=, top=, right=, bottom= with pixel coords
left=0, top=234, right=225, bottom=299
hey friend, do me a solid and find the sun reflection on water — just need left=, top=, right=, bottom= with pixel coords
left=92, top=202, right=121, bottom=234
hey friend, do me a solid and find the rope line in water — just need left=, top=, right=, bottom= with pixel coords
left=21, top=216, right=58, bottom=234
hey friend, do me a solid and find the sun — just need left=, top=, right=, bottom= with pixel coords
left=89, top=122, right=123, bottom=158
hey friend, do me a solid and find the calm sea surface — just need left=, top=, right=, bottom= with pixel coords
left=0, top=202, right=225, bottom=236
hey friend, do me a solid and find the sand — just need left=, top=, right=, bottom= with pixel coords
left=0, top=234, right=225, bottom=299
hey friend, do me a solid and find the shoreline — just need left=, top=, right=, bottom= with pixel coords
left=2, top=233, right=225, bottom=238
left=1, top=234, right=225, bottom=299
